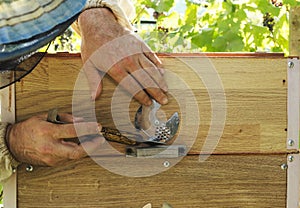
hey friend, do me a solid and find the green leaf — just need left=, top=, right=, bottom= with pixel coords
left=180, top=24, right=194, bottom=34
left=222, top=1, right=233, bottom=14
left=212, top=36, right=227, bottom=51
left=157, top=12, right=180, bottom=28
left=236, top=8, right=247, bottom=20
left=191, top=28, right=214, bottom=48
left=156, top=0, right=175, bottom=13
left=218, top=19, right=233, bottom=33
left=257, top=0, right=281, bottom=16
left=184, top=1, right=198, bottom=26
left=226, top=34, right=244, bottom=51
left=141, top=0, right=158, bottom=9
left=283, top=0, right=300, bottom=7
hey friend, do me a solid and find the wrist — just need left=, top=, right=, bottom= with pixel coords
left=5, top=124, right=20, bottom=163
left=83, top=0, right=134, bottom=31
left=79, top=7, right=117, bottom=27
left=78, top=7, right=129, bottom=42
left=5, top=124, right=12, bottom=149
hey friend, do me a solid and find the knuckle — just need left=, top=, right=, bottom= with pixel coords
left=43, top=157, right=57, bottom=166
left=143, top=77, right=155, bottom=88
left=140, top=96, right=151, bottom=105
left=109, top=65, right=123, bottom=77
left=69, top=148, right=82, bottom=160
left=35, top=125, right=51, bottom=138
left=38, top=145, right=53, bottom=155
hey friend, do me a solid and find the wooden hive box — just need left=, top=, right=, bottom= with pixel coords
left=2, top=52, right=300, bottom=208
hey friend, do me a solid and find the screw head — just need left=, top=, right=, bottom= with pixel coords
left=288, top=139, right=295, bottom=147
left=281, top=164, right=288, bottom=170
left=288, top=61, right=295, bottom=69
left=163, top=161, right=170, bottom=168
left=154, top=120, right=160, bottom=126
left=288, top=155, right=294, bottom=162
left=26, top=165, right=34, bottom=172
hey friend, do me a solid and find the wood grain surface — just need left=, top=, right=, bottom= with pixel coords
left=17, top=154, right=287, bottom=208
left=15, top=53, right=289, bottom=208
left=16, top=54, right=287, bottom=154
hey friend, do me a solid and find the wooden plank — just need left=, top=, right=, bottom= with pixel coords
left=1, top=85, right=17, bottom=208
left=16, top=54, right=287, bottom=154
left=17, top=154, right=287, bottom=208
left=290, top=7, right=300, bottom=57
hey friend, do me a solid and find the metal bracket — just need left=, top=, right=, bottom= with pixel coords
left=287, top=58, right=300, bottom=150
left=287, top=154, right=300, bottom=208
left=126, top=145, right=187, bottom=158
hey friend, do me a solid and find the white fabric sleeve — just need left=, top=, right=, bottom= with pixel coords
left=0, top=123, right=20, bottom=183
left=72, top=0, right=136, bottom=34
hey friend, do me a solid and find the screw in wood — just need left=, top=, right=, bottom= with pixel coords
left=163, top=161, right=170, bottom=168
left=281, top=164, right=288, bottom=170
left=288, top=139, right=295, bottom=147
left=288, top=155, right=294, bottom=162
left=26, top=165, right=34, bottom=172
left=288, top=61, right=295, bottom=69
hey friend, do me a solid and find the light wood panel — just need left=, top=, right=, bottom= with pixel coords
left=16, top=53, right=289, bottom=208
left=17, top=154, right=287, bottom=208
left=16, top=54, right=287, bottom=154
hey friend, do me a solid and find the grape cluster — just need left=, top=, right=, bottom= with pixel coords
left=263, top=13, right=275, bottom=32
left=153, top=11, right=164, bottom=19
left=157, top=26, right=169, bottom=33
left=271, top=0, right=283, bottom=7
left=54, top=28, right=73, bottom=51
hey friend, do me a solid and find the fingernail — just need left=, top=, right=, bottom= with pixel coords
left=163, top=85, right=168, bottom=92
left=91, top=91, right=97, bottom=100
left=97, top=123, right=102, bottom=134
left=146, top=99, right=153, bottom=106
left=161, top=97, right=168, bottom=105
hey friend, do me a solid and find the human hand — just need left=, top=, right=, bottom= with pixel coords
left=78, top=8, right=168, bottom=106
left=7, top=113, right=104, bottom=166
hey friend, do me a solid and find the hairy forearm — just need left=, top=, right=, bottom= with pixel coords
left=78, top=8, right=131, bottom=62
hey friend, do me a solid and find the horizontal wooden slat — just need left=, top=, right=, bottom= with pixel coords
left=16, top=53, right=289, bottom=207
left=16, top=54, right=287, bottom=154
left=17, top=154, right=287, bottom=208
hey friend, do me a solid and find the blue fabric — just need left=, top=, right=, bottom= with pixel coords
left=0, top=0, right=86, bottom=44
left=0, top=14, right=77, bottom=61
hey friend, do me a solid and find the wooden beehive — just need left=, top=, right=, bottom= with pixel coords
left=1, top=6, right=300, bottom=208
left=1, top=52, right=296, bottom=208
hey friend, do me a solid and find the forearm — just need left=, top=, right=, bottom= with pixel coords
left=78, top=7, right=131, bottom=62
left=79, top=7, right=128, bottom=42
left=85, top=0, right=133, bottom=30
left=0, top=123, right=20, bottom=183
left=72, top=0, right=134, bottom=35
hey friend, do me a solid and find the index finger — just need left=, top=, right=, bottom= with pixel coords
left=52, top=122, right=102, bottom=139
left=55, top=136, right=105, bottom=160
left=141, top=44, right=165, bottom=74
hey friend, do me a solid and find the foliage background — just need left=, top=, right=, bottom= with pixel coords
left=133, top=0, right=300, bottom=54
left=49, top=0, right=300, bottom=55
